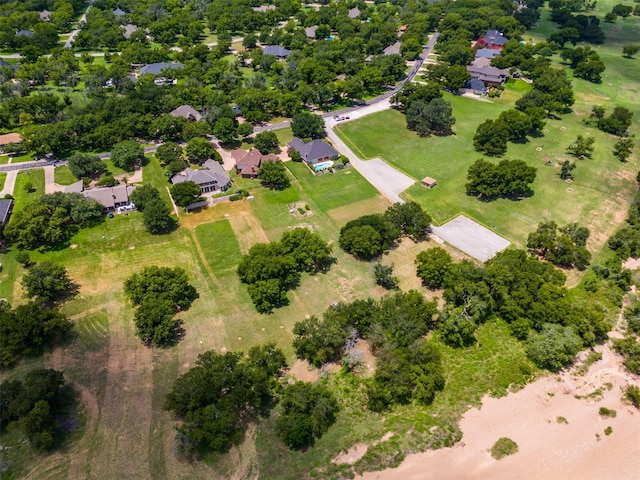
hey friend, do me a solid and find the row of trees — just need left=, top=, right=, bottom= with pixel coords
left=123, top=266, right=197, bottom=345
left=339, top=202, right=432, bottom=260
left=237, top=228, right=333, bottom=313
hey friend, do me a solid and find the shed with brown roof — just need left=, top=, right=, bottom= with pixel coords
left=421, top=177, right=437, bottom=188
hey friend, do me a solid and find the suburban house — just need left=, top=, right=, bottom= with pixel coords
left=139, top=62, right=184, bottom=76
left=39, top=10, right=51, bottom=21
left=232, top=149, right=278, bottom=178
left=170, top=105, right=202, bottom=121
left=81, top=185, right=137, bottom=212
left=466, top=64, right=509, bottom=86
left=171, top=160, right=231, bottom=193
left=15, top=30, right=34, bottom=37
left=383, top=41, right=402, bottom=55
left=262, top=45, right=291, bottom=58
left=305, top=25, right=318, bottom=39
left=113, top=7, right=126, bottom=16
left=348, top=7, right=361, bottom=19
left=252, top=5, right=275, bottom=12
left=464, top=78, right=489, bottom=95
left=475, top=48, right=502, bottom=59
left=0, top=199, right=13, bottom=227
left=122, top=24, right=137, bottom=39
left=0, top=132, right=22, bottom=153
left=480, top=29, right=508, bottom=50
left=287, top=138, right=339, bottom=165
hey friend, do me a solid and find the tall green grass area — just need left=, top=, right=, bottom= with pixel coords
left=256, top=320, right=535, bottom=479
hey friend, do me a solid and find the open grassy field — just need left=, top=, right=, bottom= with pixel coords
left=336, top=42, right=640, bottom=251
left=13, top=169, right=45, bottom=212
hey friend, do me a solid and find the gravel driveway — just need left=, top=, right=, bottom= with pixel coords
left=431, top=215, right=510, bottom=262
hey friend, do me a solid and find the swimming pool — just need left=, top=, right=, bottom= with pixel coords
left=313, top=161, right=334, bottom=171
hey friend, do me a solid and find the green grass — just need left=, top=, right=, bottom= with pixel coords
left=194, top=220, right=243, bottom=274
left=13, top=169, right=45, bottom=212
left=0, top=172, right=5, bottom=190
left=336, top=89, right=639, bottom=249
left=141, top=154, right=172, bottom=205
left=6, top=152, right=36, bottom=163
left=53, top=165, right=78, bottom=185
left=286, top=162, right=379, bottom=212
left=490, top=437, right=519, bottom=460
left=274, top=127, right=294, bottom=146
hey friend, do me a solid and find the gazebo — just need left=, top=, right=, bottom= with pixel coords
left=421, top=177, right=437, bottom=189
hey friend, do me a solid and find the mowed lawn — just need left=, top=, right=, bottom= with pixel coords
left=337, top=80, right=639, bottom=249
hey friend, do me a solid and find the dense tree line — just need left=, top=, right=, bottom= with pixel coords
left=238, top=228, right=332, bottom=313
left=435, top=249, right=608, bottom=369
left=547, top=0, right=605, bottom=46
left=164, top=344, right=287, bottom=454
left=587, top=105, right=634, bottom=137
left=339, top=202, right=432, bottom=259
left=465, top=158, right=537, bottom=199
left=0, top=368, right=75, bottom=450
left=5, top=192, right=104, bottom=250
left=124, top=266, right=197, bottom=345
left=560, top=46, right=605, bottom=83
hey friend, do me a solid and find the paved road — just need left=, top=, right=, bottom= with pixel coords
left=64, top=1, right=93, bottom=49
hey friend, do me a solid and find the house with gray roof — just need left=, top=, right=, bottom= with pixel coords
left=348, top=7, right=361, bottom=19
left=139, top=62, right=184, bottom=76
left=475, top=48, right=501, bottom=59
left=40, top=10, right=51, bottom=21
left=252, top=5, right=276, bottom=12
left=287, top=138, right=339, bottom=165
left=464, top=79, right=488, bottom=95
left=466, top=64, right=509, bottom=85
left=383, top=41, right=402, bottom=56
left=15, top=30, right=34, bottom=37
left=113, top=7, right=126, bottom=16
left=82, top=185, right=137, bottom=212
left=0, top=199, right=13, bottom=227
left=122, top=24, right=137, bottom=39
left=481, top=29, right=508, bottom=49
left=171, top=160, right=231, bottom=193
left=305, top=25, right=318, bottom=39
left=262, top=45, right=291, bottom=58
left=170, top=105, right=202, bottom=121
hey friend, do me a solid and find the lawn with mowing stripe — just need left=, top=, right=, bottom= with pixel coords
left=194, top=219, right=243, bottom=275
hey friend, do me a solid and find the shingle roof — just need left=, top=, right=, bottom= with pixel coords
left=82, top=185, right=136, bottom=209
left=139, top=62, right=184, bottom=76
left=170, top=105, right=202, bottom=121
left=113, top=8, right=126, bottom=16
left=262, top=45, right=291, bottom=57
left=0, top=199, right=12, bottom=226
left=203, top=159, right=231, bottom=188
left=171, top=161, right=231, bottom=189
left=233, top=149, right=277, bottom=171
left=305, top=25, right=318, bottom=39
left=122, top=24, right=137, bottom=39
left=348, top=7, right=361, bottom=18
left=0, top=133, right=22, bottom=145
left=15, top=30, right=34, bottom=37
left=475, top=48, right=501, bottom=59
left=383, top=41, right=402, bottom=55
left=252, top=5, right=276, bottom=12
left=287, top=138, right=339, bottom=163
left=483, top=30, right=508, bottom=46
left=466, top=79, right=487, bottom=91
left=40, top=10, right=51, bottom=21
left=65, top=180, right=84, bottom=193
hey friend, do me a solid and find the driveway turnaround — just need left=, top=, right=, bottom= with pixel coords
left=431, top=215, right=510, bottom=262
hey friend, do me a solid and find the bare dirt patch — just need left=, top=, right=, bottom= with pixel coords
left=333, top=443, right=369, bottom=465
left=623, top=258, right=640, bottom=270
left=328, top=197, right=390, bottom=224
left=350, top=340, right=376, bottom=378
left=70, top=244, right=78, bottom=249
left=357, top=343, right=640, bottom=480
left=289, top=359, right=320, bottom=383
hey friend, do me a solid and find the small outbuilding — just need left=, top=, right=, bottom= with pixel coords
left=421, top=177, right=437, bottom=189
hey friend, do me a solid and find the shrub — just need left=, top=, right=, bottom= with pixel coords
left=624, top=384, right=640, bottom=407
left=598, top=407, right=617, bottom=418
left=490, top=437, right=519, bottom=460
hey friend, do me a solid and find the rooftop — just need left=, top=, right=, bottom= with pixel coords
left=0, top=132, right=22, bottom=145
left=262, top=45, right=291, bottom=57
left=170, top=105, right=202, bottom=121
left=139, top=62, right=184, bottom=76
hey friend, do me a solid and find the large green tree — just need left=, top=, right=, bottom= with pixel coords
left=67, top=153, right=107, bottom=179
left=291, top=111, right=325, bottom=139
left=110, top=139, right=144, bottom=171
left=258, top=160, right=290, bottom=190
left=170, top=181, right=202, bottom=208
left=21, top=261, right=74, bottom=302
left=415, top=247, right=453, bottom=289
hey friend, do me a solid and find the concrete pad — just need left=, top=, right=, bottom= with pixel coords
left=431, top=215, right=510, bottom=262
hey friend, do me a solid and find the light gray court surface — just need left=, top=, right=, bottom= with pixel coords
left=431, top=215, right=510, bottom=262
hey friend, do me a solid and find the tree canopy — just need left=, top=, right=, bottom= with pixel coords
left=21, top=261, right=74, bottom=302
left=291, top=111, right=325, bottom=139
left=170, top=181, right=202, bottom=208
left=67, top=153, right=107, bottom=179
left=258, top=160, right=290, bottom=190
left=164, top=344, right=286, bottom=454
left=111, top=139, right=144, bottom=171
left=465, top=159, right=537, bottom=199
